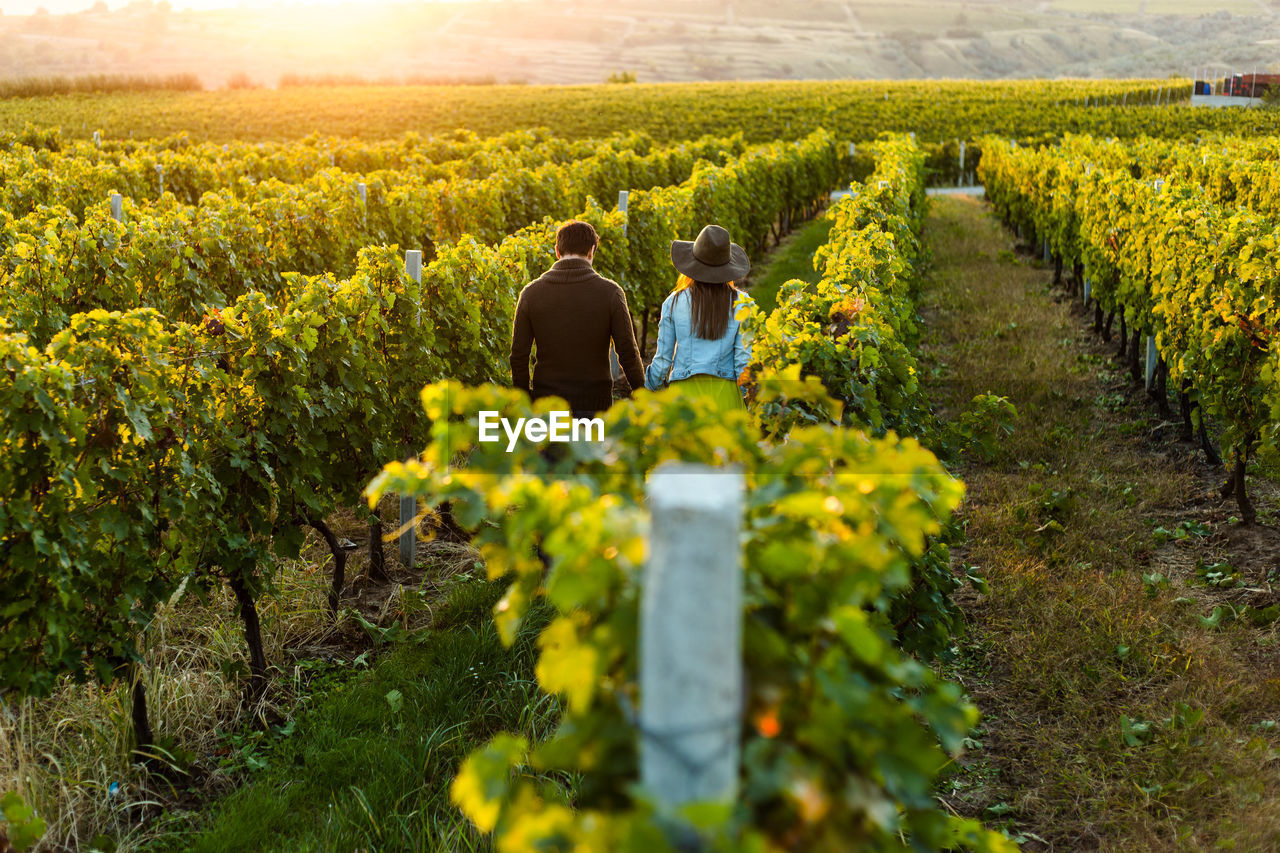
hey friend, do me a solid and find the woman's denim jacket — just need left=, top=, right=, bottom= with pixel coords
left=644, top=288, right=753, bottom=391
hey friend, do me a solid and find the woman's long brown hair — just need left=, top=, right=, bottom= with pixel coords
left=678, top=274, right=739, bottom=340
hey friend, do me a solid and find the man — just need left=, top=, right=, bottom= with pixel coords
left=510, top=220, right=645, bottom=417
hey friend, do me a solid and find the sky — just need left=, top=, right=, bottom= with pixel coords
left=0, top=0, right=475, bottom=14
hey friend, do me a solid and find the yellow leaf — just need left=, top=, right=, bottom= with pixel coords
left=535, top=617, right=599, bottom=713
left=449, top=733, right=526, bottom=833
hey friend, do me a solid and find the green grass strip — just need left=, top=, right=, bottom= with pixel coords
left=156, top=581, right=551, bottom=853
left=746, top=214, right=833, bottom=314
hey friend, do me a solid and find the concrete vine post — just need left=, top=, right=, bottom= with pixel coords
left=641, top=463, right=745, bottom=816
left=613, top=189, right=631, bottom=379
left=400, top=249, right=424, bottom=568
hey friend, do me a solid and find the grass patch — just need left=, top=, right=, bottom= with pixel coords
left=147, top=578, right=554, bottom=853
left=2, top=504, right=542, bottom=853
left=922, top=195, right=1280, bottom=850
left=746, top=214, right=832, bottom=314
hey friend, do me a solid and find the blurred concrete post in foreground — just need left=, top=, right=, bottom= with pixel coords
left=641, top=463, right=744, bottom=812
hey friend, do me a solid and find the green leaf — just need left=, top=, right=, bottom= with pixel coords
left=1199, top=605, right=1233, bottom=629
left=1, top=790, right=47, bottom=852
left=831, top=605, right=885, bottom=665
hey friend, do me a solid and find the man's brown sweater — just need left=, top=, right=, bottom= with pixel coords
left=509, top=257, right=645, bottom=414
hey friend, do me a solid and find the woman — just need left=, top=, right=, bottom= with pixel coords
left=644, top=224, right=753, bottom=410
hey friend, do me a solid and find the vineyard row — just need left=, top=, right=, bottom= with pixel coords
left=1, top=132, right=763, bottom=343
left=362, top=135, right=1013, bottom=852
left=0, top=79, right=1204, bottom=146
left=1, top=128, right=843, bottom=712
left=980, top=136, right=1278, bottom=523
left=0, top=127, right=673, bottom=217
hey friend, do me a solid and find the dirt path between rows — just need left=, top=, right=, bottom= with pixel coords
left=921, top=195, right=1280, bottom=851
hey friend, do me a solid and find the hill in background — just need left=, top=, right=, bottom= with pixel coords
left=0, top=0, right=1277, bottom=86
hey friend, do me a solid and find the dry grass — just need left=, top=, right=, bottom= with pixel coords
left=2, top=576, right=322, bottom=851
left=0, top=74, right=202, bottom=100
left=0, top=495, right=482, bottom=852
left=923, top=195, right=1280, bottom=851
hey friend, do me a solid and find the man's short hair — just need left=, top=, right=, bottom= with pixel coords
left=556, top=220, right=598, bottom=257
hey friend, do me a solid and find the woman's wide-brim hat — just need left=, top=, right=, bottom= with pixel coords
left=670, top=224, right=750, bottom=283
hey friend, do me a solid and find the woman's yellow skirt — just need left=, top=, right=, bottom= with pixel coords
left=667, top=374, right=745, bottom=412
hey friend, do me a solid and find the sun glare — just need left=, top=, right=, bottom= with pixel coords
left=5, top=0, right=477, bottom=12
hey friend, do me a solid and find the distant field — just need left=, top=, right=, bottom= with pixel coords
left=1144, top=0, right=1263, bottom=13
left=852, top=2, right=1050, bottom=35
left=1, top=0, right=1277, bottom=86
left=1050, top=0, right=1144, bottom=12
left=0, top=79, right=1204, bottom=145
left=1050, top=0, right=1259, bottom=13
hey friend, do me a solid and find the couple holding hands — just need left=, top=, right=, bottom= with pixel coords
left=509, top=219, right=752, bottom=418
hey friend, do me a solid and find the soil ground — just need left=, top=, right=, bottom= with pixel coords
left=922, top=194, right=1280, bottom=851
